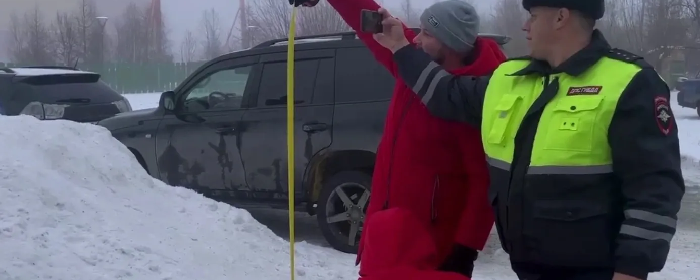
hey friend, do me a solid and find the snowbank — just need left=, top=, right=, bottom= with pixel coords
left=124, top=93, right=161, bottom=110
left=0, top=116, right=356, bottom=280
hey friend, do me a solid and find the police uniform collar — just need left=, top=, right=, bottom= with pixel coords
left=509, top=30, right=611, bottom=77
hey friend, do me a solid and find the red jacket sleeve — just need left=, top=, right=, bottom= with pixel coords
left=453, top=128, right=494, bottom=250
left=326, top=0, right=416, bottom=77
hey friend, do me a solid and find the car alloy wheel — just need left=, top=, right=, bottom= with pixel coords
left=324, top=182, right=370, bottom=246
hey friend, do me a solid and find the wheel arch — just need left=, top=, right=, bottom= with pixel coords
left=128, top=147, right=150, bottom=175
left=304, top=149, right=375, bottom=214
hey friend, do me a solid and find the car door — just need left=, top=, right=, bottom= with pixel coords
left=154, top=55, right=261, bottom=198
left=239, top=49, right=335, bottom=200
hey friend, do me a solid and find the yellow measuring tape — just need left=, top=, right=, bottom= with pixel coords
left=287, top=6, right=298, bottom=280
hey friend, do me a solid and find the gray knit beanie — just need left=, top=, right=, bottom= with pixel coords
left=420, top=0, right=479, bottom=54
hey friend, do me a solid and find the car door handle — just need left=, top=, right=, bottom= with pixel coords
left=302, top=123, right=328, bottom=132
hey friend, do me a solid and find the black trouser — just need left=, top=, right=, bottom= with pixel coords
left=511, top=262, right=615, bottom=280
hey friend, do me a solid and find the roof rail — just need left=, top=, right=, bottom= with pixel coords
left=253, top=30, right=362, bottom=48
left=254, top=28, right=423, bottom=48
left=252, top=28, right=516, bottom=48
left=17, top=65, right=79, bottom=70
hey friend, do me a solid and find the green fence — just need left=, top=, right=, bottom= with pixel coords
left=1, top=62, right=207, bottom=94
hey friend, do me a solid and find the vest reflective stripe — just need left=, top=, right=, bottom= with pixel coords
left=481, top=58, right=642, bottom=174
left=487, top=156, right=613, bottom=174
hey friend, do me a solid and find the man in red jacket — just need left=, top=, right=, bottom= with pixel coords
left=359, top=208, right=472, bottom=280
left=295, top=0, right=506, bottom=277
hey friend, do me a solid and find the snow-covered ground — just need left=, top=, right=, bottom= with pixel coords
left=0, top=93, right=696, bottom=280
left=125, top=93, right=161, bottom=111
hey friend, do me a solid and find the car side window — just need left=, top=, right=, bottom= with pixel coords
left=256, top=60, right=318, bottom=107
left=181, top=66, right=252, bottom=112
left=335, top=47, right=394, bottom=103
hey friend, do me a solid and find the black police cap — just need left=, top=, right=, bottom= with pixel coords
left=522, top=0, right=605, bottom=20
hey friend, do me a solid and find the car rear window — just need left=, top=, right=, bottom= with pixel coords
left=15, top=75, right=122, bottom=104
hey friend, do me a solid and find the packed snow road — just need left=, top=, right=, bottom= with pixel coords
left=0, top=93, right=695, bottom=280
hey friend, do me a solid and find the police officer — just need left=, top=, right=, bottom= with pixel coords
left=372, top=0, right=686, bottom=279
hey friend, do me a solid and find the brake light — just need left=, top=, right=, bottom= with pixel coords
left=19, top=101, right=68, bottom=120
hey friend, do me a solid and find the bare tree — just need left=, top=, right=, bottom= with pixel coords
left=52, top=12, right=79, bottom=66
left=73, top=0, right=100, bottom=64
left=180, top=30, right=198, bottom=63
left=200, top=8, right=223, bottom=60
left=682, top=0, right=700, bottom=72
left=247, top=0, right=293, bottom=43
left=491, top=0, right=529, bottom=56
left=6, top=13, right=28, bottom=63
left=298, top=0, right=351, bottom=35
left=113, top=2, right=172, bottom=64
left=246, top=0, right=351, bottom=45
left=114, top=3, right=147, bottom=63
left=643, top=0, right=690, bottom=67
left=144, top=0, right=173, bottom=63
left=398, top=0, right=421, bottom=27
left=7, top=7, right=54, bottom=65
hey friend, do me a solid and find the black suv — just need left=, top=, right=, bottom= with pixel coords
left=98, top=30, right=509, bottom=253
left=0, top=66, right=132, bottom=121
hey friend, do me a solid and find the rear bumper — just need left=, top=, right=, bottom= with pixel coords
left=677, top=91, right=697, bottom=108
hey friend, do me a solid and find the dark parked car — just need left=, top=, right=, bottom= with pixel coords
left=676, top=74, right=700, bottom=116
left=98, top=30, right=509, bottom=253
left=0, top=66, right=132, bottom=122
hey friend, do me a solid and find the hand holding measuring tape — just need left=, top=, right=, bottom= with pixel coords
left=289, top=0, right=319, bottom=7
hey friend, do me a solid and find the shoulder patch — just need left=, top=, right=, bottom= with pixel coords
left=654, top=96, right=673, bottom=135
left=605, top=48, right=652, bottom=69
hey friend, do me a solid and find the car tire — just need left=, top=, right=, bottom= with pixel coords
left=317, top=170, right=372, bottom=254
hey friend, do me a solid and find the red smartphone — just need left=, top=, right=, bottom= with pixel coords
left=360, top=9, right=383, bottom=33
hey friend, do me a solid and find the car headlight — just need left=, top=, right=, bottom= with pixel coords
left=113, top=98, right=132, bottom=112
left=19, top=101, right=69, bottom=120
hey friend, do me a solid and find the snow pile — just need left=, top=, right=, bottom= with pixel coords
left=0, top=116, right=356, bottom=280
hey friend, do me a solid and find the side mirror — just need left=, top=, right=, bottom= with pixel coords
left=160, top=91, right=175, bottom=111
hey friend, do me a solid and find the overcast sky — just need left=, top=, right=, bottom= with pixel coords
left=161, top=0, right=495, bottom=52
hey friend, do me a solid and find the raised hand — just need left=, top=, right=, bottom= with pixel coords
left=372, top=8, right=410, bottom=52
left=288, top=0, right=320, bottom=7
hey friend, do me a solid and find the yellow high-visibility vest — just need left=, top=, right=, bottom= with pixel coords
left=481, top=57, right=642, bottom=174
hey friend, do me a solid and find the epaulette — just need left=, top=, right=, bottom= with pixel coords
left=605, top=48, right=653, bottom=69
left=506, top=55, right=532, bottom=62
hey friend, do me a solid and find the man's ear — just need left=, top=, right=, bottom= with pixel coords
left=554, top=8, right=569, bottom=28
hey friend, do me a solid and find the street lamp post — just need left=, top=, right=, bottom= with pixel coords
left=246, top=26, right=259, bottom=48
left=96, top=16, right=108, bottom=72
